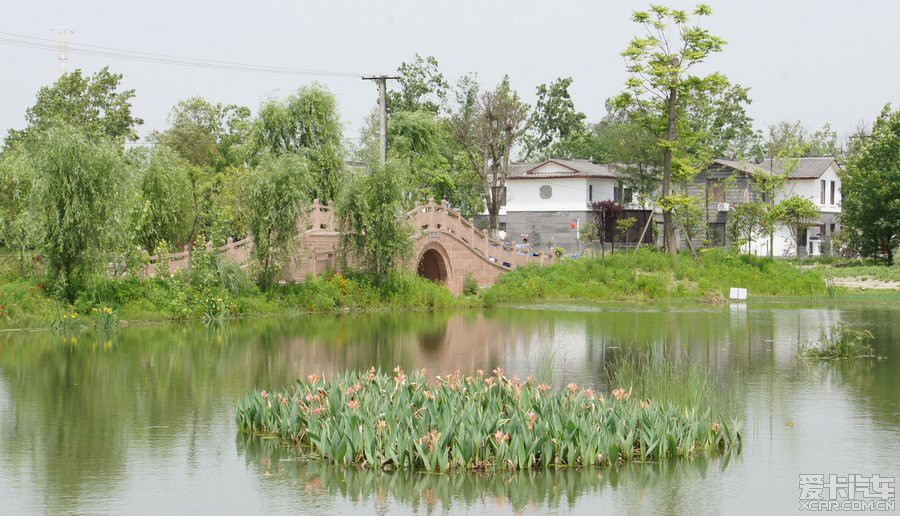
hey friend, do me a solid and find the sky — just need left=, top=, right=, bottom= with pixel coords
left=1, top=0, right=898, bottom=148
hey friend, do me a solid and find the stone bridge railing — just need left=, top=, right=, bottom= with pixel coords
left=146, top=198, right=547, bottom=278
left=407, top=198, right=549, bottom=270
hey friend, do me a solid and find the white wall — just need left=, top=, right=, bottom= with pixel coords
left=506, top=177, right=619, bottom=212
left=775, top=163, right=842, bottom=213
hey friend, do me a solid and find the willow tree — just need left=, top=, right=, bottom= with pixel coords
left=254, top=84, right=345, bottom=203
left=337, top=160, right=412, bottom=282
left=615, top=4, right=728, bottom=254
left=130, top=146, right=193, bottom=254
left=452, top=76, right=529, bottom=239
left=0, top=150, right=36, bottom=274
left=29, top=125, right=124, bottom=300
left=246, top=154, right=309, bottom=288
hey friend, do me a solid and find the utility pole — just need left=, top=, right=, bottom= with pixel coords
left=52, top=26, right=73, bottom=77
left=362, top=75, right=400, bottom=165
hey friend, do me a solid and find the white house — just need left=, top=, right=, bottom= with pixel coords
left=497, top=158, right=650, bottom=252
left=746, top=157, right=842, bottom=257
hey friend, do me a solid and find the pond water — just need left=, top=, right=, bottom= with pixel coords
left=0, top=302, right=898, bottom=515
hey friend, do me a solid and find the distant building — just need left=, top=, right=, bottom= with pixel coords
left=494, top=158, right=652, bottom=253
left=690, top=157, right=842, bottom=257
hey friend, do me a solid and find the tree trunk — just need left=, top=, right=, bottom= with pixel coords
left=662, top=86, right=678, bottom=255
left=795, top=224, right=802, bottom=262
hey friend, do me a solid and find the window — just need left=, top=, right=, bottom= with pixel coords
left=830, top=223, right=836, bottom=234
left=588, top=184, right=593, bottom=202
left=539, top=185, right=552, bottom=199
left=830, top=181, right=835, bottom=204
left=613, top=182, right=633, bottom=204
left=820, top=180, right=826, bottom=204
left=761, top=190, right=768, bottom=203
left=707, top=179, right=727, bottom=203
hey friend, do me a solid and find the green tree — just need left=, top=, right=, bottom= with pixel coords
left=451, top=76, right=529, bottom=239
left=669, top=194, right=704, bottom=253
left=727, top=201, right=767, bottom=253
left=765, top=121, right=841, bottom=158
left=130, top=147, right=193, bottom=253
left=29, top=125, right=125, bottom=300
left=254, top=84, right=345, bottom=202
left=773, top=195, right=820, bottom=261
left=246, top=154, right=310, bottom=287
left=590, top=200, right=623, bottom=259
left=522, top=77, right=586, bottom=160
left=0, top=150, right=36, bottom=274
left=386, top=54, right=449, bottom=115
left=156, top=97, right=252, bottom=171
left=615, top=4, right=732, bottom=255
left=337, top=160, right=413, bottom=281
left=5, top=67, right=142, bottom=150
left=841, top=104, right=900, bottom=264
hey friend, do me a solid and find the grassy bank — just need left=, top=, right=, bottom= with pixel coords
left=236, top=368, right=741, bottom=471
left=0, top=270, right=474, bottom=329
left=482, top=248, right=827, bottom=305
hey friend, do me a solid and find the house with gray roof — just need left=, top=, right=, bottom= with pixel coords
left=496, top=158, right=654, bottom=253
left=689, top=156, right=842, bottom=257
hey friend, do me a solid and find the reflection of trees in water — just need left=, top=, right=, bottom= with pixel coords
left=0, top=304, right=894, bottom=511
left=236, top=433, right=739, bottom=514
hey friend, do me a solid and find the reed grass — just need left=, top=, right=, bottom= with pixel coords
left=236, top=367, right=742, bottom=472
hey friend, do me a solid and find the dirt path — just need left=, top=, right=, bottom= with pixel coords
left=830, top=277, right=900, bottom=290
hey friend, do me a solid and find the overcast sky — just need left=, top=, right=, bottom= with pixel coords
left=2, top=0, right=898, bottom=147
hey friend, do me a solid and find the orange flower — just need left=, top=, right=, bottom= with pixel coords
left=612, top=388, right=631, bottom=401
left=566, top=383, right=579, bottom=394
left=537, top=383, right=551, bottom=393
left=527, top=411, right=539, bottom=430
left=347, top=399, right=359, bottom=410
left=307, top=374, right=320, bottom=384
left=711, top=422, right=721, bottom=433
left=640, top=400, right=650, bottom=409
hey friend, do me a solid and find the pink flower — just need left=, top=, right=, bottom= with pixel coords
left=307, top=374, right=320, bottom=384
left=260, top=390, right=269, bottom=399
left=566, top=383, right=579, bottom=394
left=493, top=429, right=509, bottom=444
left=347, top=399, right=359, bottom=410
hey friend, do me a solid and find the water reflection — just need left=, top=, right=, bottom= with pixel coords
left=0, top=303, right=897, bottom=514
left=237, top=433, right=738, bottom=514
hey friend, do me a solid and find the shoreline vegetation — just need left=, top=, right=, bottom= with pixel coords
left=236, top=367, right=742, bottom=471
left=2, top=248, right=899, bottom=330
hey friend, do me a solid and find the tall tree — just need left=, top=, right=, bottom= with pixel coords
left=129, top=146, right=193, bottom=254
left=29, top=125, right=125, bottom=300
left=156, top=97, right=252, bottom=171
left=615, top=4, right=730, bottom=254
left=254, top=84, right=345, bottom=202
left=0, top=149, right=36, bottom=274
left=386, top=54, right=449, bottom=115
left=452, top=76, right=529, bottom=239
left=337, top=160, right=413, bottom=281
left=4, top=67, right=142, bottom=150
left=522, top=77, right=587, bottom=160
left=841, top=104, right=900, bottom=264
left=246, top=154, right=310, bottom=287
left=727, top=201, right=767, bottom=253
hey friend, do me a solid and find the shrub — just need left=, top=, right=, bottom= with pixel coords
left=801, top=323, right=878, bottom=359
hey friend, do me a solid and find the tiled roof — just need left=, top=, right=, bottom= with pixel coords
left=711, top=157, right=839, bottom=179
left=755, top=157, right=839, bottom=179
left=508, top=158, right=623, bottom=179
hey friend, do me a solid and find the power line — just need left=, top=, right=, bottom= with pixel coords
left=0, top=31, right=366, bottom=78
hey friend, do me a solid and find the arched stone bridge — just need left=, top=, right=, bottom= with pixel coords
left=147, top=198, right=549, bottom=294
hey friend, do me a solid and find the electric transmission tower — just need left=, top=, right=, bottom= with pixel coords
left=52, top=26, right=73, bottom=76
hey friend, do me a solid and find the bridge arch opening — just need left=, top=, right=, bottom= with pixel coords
left=417, top=247, right=449, bottom=285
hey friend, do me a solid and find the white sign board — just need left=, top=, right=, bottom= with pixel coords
left=729, top=287, right=748, bottom=300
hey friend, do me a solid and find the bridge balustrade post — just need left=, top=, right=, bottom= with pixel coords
left=311, top=199, right=321, bottom=229
left=428, top=197, right=436, bottom=229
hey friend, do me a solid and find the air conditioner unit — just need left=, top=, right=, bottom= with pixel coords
left=717, top=202, right=731, bottom=212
